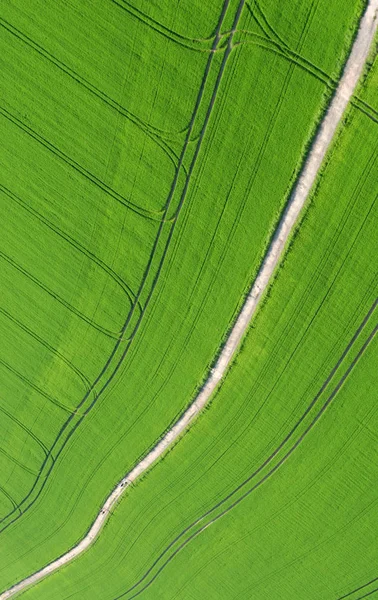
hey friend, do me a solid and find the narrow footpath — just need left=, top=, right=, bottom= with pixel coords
left=1, top=1, right=377, bottom=597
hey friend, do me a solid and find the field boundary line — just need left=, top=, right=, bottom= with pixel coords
left=1, top=0, right=377, bottom=597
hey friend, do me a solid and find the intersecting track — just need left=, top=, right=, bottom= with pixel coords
left=242, top=1, right=378, bottom=123
left=111, top=0, right=216, bottom=51
left=1, top=0, right=377, bottom=598
left=0, top=0, right=234, bottom=535
left=0, top=16, right=188, bottom=168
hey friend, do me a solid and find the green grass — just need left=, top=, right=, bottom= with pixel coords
left=14, top=30, right=378, bottom=599
left=13, top=26, right=378, bottom=600
left=0, top=0, right=367, bottom=595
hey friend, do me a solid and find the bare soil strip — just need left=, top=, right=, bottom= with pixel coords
left=1, top=1, right=377, bottom=597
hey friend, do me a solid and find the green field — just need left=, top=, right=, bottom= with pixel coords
left=0, top=0, right=376, bottom=598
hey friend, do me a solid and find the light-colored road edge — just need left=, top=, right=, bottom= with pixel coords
left=2, top=2, right=378, bottom=598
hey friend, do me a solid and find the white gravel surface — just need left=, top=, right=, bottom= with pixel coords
left=1, top=1, right=377, bottom=597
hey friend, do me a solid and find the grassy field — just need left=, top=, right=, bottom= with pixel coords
left=13, top=26, right=378, bottom=600
left=0, top=0, right=368, bottom=595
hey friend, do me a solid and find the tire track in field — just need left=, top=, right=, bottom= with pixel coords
left=153, top=273, right=378, bottom=532
left=355, top=591, right=378, bottom=600
left=136, top=0, right=326, bottom=407
left=113, top=311, right=378, bottom=599
left=122, top=275, right=378, bottom=555
left=0, top=488, right=19, bottom=518
left=12, top=0, right=244, bottom=539
left=216, top=145, right=378, bottom=463
left=231, top=32, right=378, bottom=126
left=247, top=0, right=378, bottom=122
left=0, top=403, right=51, bottom=463
left=99, top=0, right=255, bottom=455
left=0, top=490, right=19, bottom=516
left=353, top=101, right=378, bottom=124
left=1, top=0, right=377, bottom=596
left=0, top=305, right=94, bottom=413
left=243, top=2, right=378, bottom=123
left=0, top=0, right=243, bottom=592
left=0, top=18, right=187, bottom=161
left=256, top=0, right=291, bottom=45
left=142, top=0, right=324, bottom=406
left=0, top=447, right=39, bottom=478
left=147, top=0, right=325, bottom=391
left=215, top=25, right=378, bottom=428
left=0, top=251, right=123, bottom=339
left=0, top=108, right=166, bottom=221
left=246, top=0, right=290, bottom=49
left=0, top=184, right=142, bottom=315
left=353, top=94, right=378, bottom=122
left=237, top=34, right=334, bottom=85
left=0, top=0, right=233, bottom=537
left=0, top=446, right=38, bottom=476
left=83, top=286, right=377, bottom=577
left=355, top=590, right=378, bottom=599
left=110, top=0, right=215, bottom=51
left=0, top=358, right=75, bottom=416
left=245, top=0, right=336, bottom=84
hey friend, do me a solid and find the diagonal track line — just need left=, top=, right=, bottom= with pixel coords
left=1, top=0, right=377, bottom=597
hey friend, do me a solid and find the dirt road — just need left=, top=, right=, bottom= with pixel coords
left=1, top=1, right=377, bottom=597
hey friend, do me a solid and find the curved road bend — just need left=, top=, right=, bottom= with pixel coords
left=1, top=0, right=378, bottom=597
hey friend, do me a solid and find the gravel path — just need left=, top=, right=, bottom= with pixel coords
left=1, top=1, right=377, bottom=597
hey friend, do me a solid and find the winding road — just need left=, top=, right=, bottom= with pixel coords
left=1, top=0, right=378, bottom=597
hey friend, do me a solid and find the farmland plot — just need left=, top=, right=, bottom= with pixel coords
left=0, top=0, right=367, bottom=595
left=11, top=19, right=378, bottom=600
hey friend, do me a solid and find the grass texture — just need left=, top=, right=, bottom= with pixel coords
left=0, top=0, right=368, bottom=595
left=15, top=26, right=378, bottom=600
